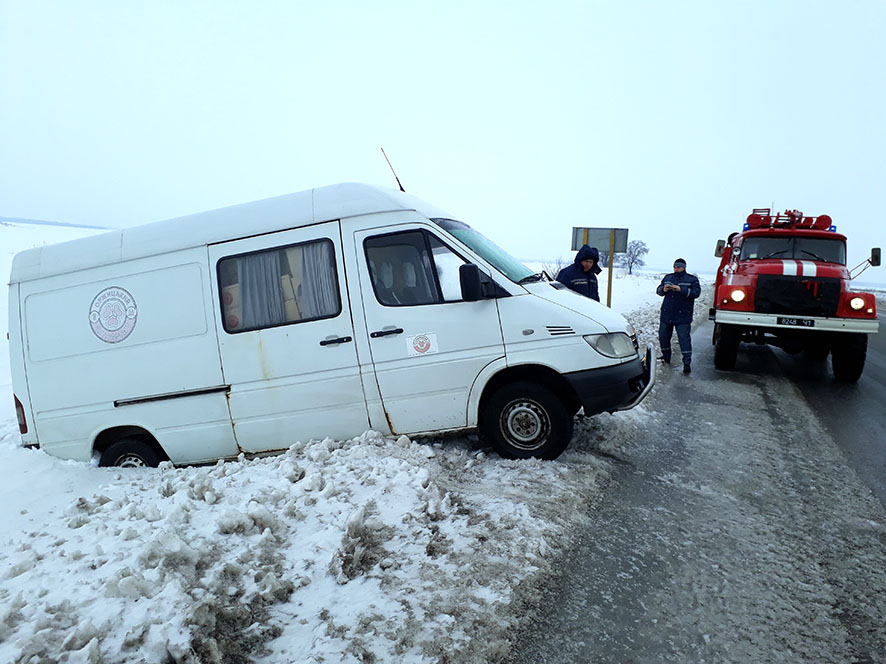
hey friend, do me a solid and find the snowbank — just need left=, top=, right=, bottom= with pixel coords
left=0, top=411, right=660, bottom=663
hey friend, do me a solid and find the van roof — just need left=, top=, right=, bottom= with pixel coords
left=9, top=183, right=452, bottom=283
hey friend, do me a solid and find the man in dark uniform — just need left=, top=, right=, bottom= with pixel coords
left=556, top=245, right=601, bottom=302
left=656, top=258, right=701, bottom=373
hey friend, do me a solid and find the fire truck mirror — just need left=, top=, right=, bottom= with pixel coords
left=714, top=239, right=726, bottom=258
left=871, top=248, right=881, bottom=267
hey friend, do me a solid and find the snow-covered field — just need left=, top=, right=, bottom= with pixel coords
left=0, top=221, right=691, bottom=663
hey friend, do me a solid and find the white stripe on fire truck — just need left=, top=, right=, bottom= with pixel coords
left=781, top=260, right=798, bottom=276
left=799, top=261, right=817, bottom=277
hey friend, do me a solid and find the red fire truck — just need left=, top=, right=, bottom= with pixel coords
left=710, top=209, right=881, bottom=382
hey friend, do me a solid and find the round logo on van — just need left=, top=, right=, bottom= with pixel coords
left=412, top=334, right=431, bottom=354
left=89, top=287, right=138, bottom=343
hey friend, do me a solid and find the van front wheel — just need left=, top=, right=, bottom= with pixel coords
left=99, top=439, right=163, bottom=468
left=481, top=382, right=573, bottom=460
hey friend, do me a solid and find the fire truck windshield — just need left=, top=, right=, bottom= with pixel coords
left=739, top=236, right=846, bottom=264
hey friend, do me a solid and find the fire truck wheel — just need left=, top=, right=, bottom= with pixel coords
left=99, top=438, right=164, bottom=468
left=713, top=324, right=740, bottom=370
left=481, top=382, right=573, bottom=460
left=803, top=343, right=830, bottom=362
left=831, top=333, right=867, bottom=383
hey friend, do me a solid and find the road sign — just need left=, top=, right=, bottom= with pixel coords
left=571, top=227, right=628, bottom=253
left=570, top=227, right=630, bottom=307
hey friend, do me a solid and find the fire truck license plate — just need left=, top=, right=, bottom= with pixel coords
left=777, top=316, right=815, bottom=327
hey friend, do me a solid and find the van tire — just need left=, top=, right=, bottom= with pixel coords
left=831, top=333, right=867, bottom=383
left=481, top=382, right=573, bottom=460
left=99, top=439, right=163, bottom=468
left=713, top=323, right=740, bottom=370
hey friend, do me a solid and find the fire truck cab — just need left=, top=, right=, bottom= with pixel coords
left=710, top=209, right=880, bottom=382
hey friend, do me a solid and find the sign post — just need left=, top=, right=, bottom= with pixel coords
left=571, top=227, right=629, bottom=307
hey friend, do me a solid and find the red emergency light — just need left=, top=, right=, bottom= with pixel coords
left=745, top=209, right=833, bottom=231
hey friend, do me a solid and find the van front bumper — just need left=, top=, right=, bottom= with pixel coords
left=564, top=344, right=656, bottom=416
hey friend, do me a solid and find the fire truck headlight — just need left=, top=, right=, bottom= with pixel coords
left=730, top=289, right=746, bottom=303
left=849, top=297, right=865, bottom=310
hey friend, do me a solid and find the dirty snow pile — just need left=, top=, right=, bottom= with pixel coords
left=0, top=412, right=657, bottom=663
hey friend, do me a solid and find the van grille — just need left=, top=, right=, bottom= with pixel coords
left=754, top=275, right=841, bottom=317
left=546, top=325, right=575, bottom=336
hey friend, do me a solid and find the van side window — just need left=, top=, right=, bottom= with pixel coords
left=428, top=235, right=466, bottom=302
left=364, top=231, right=467, bottom=306
left=218, top=239, right=341, bottom=332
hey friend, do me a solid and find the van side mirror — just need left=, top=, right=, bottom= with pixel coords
left=460, top=264, right=485, bottom=301
left=871, top=248, right=881, bottom=267
left=460, top=264, right=508, bottom=301
left=714, top=239, right=726, bottom=258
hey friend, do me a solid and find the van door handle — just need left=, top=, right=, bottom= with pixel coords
left=370, top=327, right=404, bottom=338
left=319, top=335, right=353, bottom=346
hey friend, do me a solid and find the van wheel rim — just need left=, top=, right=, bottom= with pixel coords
left=501, top=399, right=549, bottom=450
left=115, top=454, right=148, bottom=468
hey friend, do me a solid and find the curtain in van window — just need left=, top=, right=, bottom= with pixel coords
left=239, top=251, right=286, bottom=329
left=301, top=241, right=339, bottom=318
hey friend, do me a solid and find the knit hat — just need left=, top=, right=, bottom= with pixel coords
left=673, top=258, right=687, bottom=268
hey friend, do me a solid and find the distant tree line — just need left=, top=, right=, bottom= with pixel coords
left=552, top=240, right=649, bottom=276
left=621, top=240, right=649, bottom=275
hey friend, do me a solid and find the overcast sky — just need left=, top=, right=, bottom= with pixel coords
left=2, top=1, right=884, bottom=283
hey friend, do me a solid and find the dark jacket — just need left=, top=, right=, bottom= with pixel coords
left=556, top=245, right=601, bottom=301
left=657, top=270, right=701, bottom=324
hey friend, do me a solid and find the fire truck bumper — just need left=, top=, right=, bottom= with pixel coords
left=712, top=310, right=879, bottom=334
left=565, top=344, right=656, bottom=417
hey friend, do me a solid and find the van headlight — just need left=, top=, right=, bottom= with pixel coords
left=584, top=332, right=637, bottom=359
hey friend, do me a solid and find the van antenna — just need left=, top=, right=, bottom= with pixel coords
left=380, top=147, right=406, bottom=192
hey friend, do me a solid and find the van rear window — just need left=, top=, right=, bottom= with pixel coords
left=217, top=239, right=341, bottom=333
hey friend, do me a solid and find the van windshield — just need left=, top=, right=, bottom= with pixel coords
left=739, top=236, right=846, bottom=264
left=431, top=218, right=535, bottom=283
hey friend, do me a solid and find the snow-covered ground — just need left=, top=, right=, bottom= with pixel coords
left=0, top=222, right=684, bottom=663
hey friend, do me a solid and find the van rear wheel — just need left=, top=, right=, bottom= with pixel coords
left=99, top=439, right=163, bottom=468
left=481, top=382, right=572, bottom=460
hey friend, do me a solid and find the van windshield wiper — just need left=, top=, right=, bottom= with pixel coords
left=518, top=272, right=546, bottom=284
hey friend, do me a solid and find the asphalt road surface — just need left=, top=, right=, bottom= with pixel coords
left=507, top=320, right=886, bottom=664
left=769, top=313, right=886, bottom=507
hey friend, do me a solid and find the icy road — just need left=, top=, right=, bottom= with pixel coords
left=509, top=318, right=886, bottom=664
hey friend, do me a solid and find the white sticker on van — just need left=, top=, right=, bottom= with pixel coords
left=89, top=286, right=138, bottom=343
left=407, top=333, right=438, bottom=357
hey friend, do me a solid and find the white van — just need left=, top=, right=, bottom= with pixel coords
left=8, top=183, right=654, bottom=466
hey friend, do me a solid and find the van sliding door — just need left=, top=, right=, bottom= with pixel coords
left=208, top=221, right=369, bottom=452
